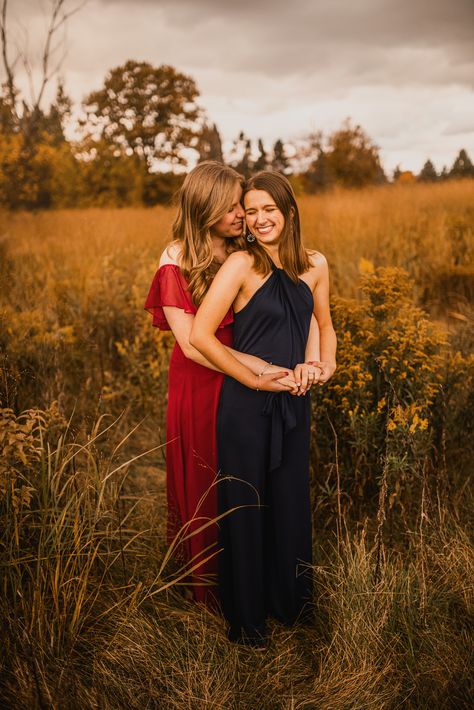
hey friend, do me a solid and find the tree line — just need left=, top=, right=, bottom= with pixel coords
left=0, top=1, right=472, bottom=209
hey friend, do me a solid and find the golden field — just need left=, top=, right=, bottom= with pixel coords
left=0, top=180, right=473, bottom=709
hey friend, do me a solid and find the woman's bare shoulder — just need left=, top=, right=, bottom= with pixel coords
left=214, top=250, right=253, bottom=286
left=307, top=249, right=328, bottom=271
left=225, top=250, right=253, bottom=268
left=159, top=241, right=182, bottom=267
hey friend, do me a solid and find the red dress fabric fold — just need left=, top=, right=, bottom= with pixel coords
left=145, top=264, right=233, bottom=607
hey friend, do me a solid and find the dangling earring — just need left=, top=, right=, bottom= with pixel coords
left=246, top=232, right=256, bottom=243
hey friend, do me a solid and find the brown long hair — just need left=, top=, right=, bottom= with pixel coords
left=242, top=171, right=310, bottom=282
left=172, top=161, right=244, bottom=305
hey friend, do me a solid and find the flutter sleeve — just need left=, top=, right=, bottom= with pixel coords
left=144, top=263, right=234, bottom=330
left=144, top=264, right=197, bottom=330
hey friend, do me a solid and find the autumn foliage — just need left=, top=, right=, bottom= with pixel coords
left=1, top=52, right=473, bottom=209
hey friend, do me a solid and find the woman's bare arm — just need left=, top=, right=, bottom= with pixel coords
left=164, top=306, right=290, bottom=375
left=308, top=253, right=337, bottom=383
left=190, top=252, right=292, bottom=392
left=293, top=314, right=321, bottom=394
left=305, top=314, right=321, bottom=363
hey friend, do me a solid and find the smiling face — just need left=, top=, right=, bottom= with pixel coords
left=244, top=189, right=286, bottom=245
left=209, top=182, right=245, bottom=240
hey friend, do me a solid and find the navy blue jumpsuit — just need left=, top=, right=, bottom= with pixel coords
left=216, top=263, right=314, bottom=644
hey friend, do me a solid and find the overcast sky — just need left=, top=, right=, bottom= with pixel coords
left=8, top=0, right=474, bottom=173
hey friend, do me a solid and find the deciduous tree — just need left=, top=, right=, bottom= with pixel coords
left=0, top=0, right=83, bottom=207
left=1, top=0, right=83, bottom=141
left=326, top=119, right=386, bottom=188
left=82, top=60, right=201, bottom=169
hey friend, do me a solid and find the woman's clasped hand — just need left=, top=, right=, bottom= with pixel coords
left=254, top=361, right=331, bottom=395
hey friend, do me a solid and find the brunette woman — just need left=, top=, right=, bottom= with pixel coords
left=190, top=171, right=336, bottom=643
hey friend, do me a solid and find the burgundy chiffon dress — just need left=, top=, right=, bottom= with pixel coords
left=145, top=264, right=233, bottom=606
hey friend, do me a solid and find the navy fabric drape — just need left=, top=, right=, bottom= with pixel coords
left=217, top=265, right=314, bottom=644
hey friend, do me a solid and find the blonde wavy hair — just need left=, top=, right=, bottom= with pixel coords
left=243, top=171, right=310, bottom=281
left=172, top=161, right=245, bottom=305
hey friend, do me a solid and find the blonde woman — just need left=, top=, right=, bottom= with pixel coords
left=145, top=162, right=296, bottom=606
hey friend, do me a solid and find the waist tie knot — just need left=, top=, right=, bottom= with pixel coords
left=262, top=392, right=298, bottom=471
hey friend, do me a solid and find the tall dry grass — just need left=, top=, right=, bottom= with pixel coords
left=299, top=180, right=474, bottom=307
left=1, top=405, right=472, bottom=708
left=1, top=180, right=473, bottom=708
left=3, top=180, right=473, bottom=299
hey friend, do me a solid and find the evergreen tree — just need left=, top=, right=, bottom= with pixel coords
left=393, top=165, right=402, bottom=182
left=239, top=137, right=252, bottom=177
left=418, top=159, right=438, bottom=182
left=450, top=149, right=474, bottom=179
left=230, top=131, right=253, bottom=177
left=305, top=147, right=331, bottom=192
left=253, top=138, right=268, bottom=172
left=272, top=139, right=289, bottom=174
left=197, top=122, right=223, bottom=163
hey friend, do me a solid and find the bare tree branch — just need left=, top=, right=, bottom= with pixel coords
left=0, top=0, right=18, bottom=115
left=35, top=0, right=66, bottom=109
left=1, top=0, right=86, bottom=129
left=35, top=0, right=87, bottom=108
left=19, top=48, right=35, bottom=109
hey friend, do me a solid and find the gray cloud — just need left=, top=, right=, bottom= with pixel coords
left=13, top=0, right=474, bottom=88
left=442, top=120, right=474, bottom=136
left=90, top=0, right=474, bottom=92
left=100, top=0, right=474, bottom=49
